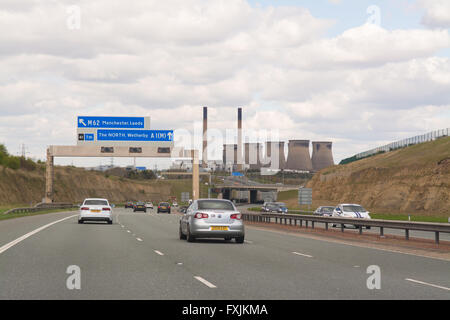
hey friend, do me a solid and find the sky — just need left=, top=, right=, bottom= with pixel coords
left=0, top=0, right=449, bottom=169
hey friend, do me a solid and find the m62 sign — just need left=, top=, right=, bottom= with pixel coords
left=298, top=188, right=312, bottom=205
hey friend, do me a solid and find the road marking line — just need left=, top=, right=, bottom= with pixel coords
left=244, top=240, right=253, bottom=244
left=127, top=230, right=131, bottom=233
left=405, top=278, right=450, bottom=291
left=0, top=214, right=78, bottom=255
left=136, top=238, right=143, bottom=242
left=154, top=250, right=164, bottom=256
left=194, top=276, right=217, bottom=288
left=292, top=251, right=313, bottom=258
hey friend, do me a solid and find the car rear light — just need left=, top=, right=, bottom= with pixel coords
left=231, top=214, right=241, bottom=220
left=80, top=207, right=89, bottom=210
left=194, top=212, right=209, bottom=219
left=103, top=207, right=111, bottom=211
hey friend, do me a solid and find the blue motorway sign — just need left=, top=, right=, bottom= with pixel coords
left=97, top=129, right=173, bottom=142
left=77, top=116, right=145, bottom=129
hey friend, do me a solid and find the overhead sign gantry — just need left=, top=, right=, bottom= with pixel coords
left=44, top=115, right=199, bottom=203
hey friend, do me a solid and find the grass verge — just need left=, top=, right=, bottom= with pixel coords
left=0, top=208, right=76, bottom=222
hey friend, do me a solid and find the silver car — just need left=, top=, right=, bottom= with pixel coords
left=179, top=199, right=245, bottom=243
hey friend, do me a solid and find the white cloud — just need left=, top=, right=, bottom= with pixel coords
left=419, top=0, right=450, bottom=28
left=0, top=0, right=449, bottom=164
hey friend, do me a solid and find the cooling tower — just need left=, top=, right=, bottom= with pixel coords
left=264, top=141, right=286, bottom=170
left=311, top=141, right=334, bottom=171
left=236, top=108, right=243, bottom=171
left=223, top=144, right=237, bottom=166
left=202, top=106, right=207, bottom=168
left=245, top=142, right=262, bottom=170
left=286, top=140, right=313, bottom=171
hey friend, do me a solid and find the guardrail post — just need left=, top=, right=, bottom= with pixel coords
left=294, top=219, right=297, bottom=226
left=275, top=217, right=278, bottom=224
left=435, top=232, right=439, bottom=244
left=306, top=221, right=308, bottom=228
left=341, top=224, right=344, bottom=232
left=300, top=220, right=303, bottom=227
left=312, top=221, right=315, bottom=229
left=289, top=218, right=292, bottom=225
left=325, top=222, right=328, bottom=230
left=405, top=229, right=409, bottom=240
left=359, top=226, right=362, bottom=235
left=380, top=227, right=384, bottom=237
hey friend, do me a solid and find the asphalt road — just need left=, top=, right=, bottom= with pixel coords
left=0, top=208, right=449, bottom=299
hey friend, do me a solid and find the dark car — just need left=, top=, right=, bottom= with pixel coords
left=313, top=206, right=335, bottom=216
left=157, top=202, right=171, bottom=214
left=261, top=202, right=288, bottom=214
left=133, top=201, right=147, bottom=213
left=125, top=201, right=134, bottom=209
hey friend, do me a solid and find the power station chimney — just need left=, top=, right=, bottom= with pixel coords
left=286, top=140, right=313, bottom=171
left=237, top=107, right=243, bottom=171
left=202, top=106, right=208, bottom=168
left=311, top=141, right=334, bottom=171
left=265, top=141, right=286, bottom=170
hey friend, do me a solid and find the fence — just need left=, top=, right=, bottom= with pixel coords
left=241, top=212, right=450, bottom=244
left=355, top=128, right=449, bottom=159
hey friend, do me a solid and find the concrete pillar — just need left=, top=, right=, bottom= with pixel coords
left=44, top=148, right=54, bottom=203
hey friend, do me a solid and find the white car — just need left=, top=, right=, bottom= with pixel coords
left=78, top=198, right=113, bottom=224
left=172, top=201, right=178, bottom=207
left=145, top=202, right=154, bottom=209
left=332, top=203, right=371, bottom=229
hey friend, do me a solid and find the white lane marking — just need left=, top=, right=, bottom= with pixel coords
left=154, top=250, right=164, bottom=256
left=194, top=276, right=217, bottom=288
left=292, top=251, right=313, bottom=258
left=405, top=278, right=450, bottom=291
left=136, top=238, right=143, bottom=242
left=244, top=240, right=253, bottom=244
left=0, top=214, right=78, bottom=255
left=127, top=230, right=131, bottom=233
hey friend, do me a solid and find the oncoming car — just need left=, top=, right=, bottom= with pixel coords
left=179, top=199, right=245, bottom=243
left=78, top=198, right=112, bottom=224
left=314, top=206, right=335, bottom=217
left=261, top=202, right=288, bottom=214
left=332, top=203, right=371, bottom=229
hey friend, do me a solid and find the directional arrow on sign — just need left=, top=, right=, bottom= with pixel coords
left=168, top=132, right=173, bottom=140
left=79, top=118, right=87, bottom=127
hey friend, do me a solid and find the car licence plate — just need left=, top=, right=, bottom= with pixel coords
left=91, top=209, right=101, bottom=213
left=211, top=226, right=228, bottom=231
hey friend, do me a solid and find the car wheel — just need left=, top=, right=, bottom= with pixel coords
left=108, top=220, right=112, bottom=225
left=168, top=211, right=171, bottom=214
left=144, top=210, right=147, bottom=213
left=235, top=236, right=244, bottom=244
left=78, top=220, right=83, bottom=224
left=186, top=225, right=195, bottom=242
left=366, top=226, right=371, bottom=229
left=224, top=237, right=232, bottom=241
left=179, top=225, right=187, bottom=240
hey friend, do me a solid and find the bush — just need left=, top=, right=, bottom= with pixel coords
left=7, top=157, right=20, bottom=170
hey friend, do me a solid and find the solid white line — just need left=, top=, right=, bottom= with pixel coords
left=405, top=278, right=450, bottom=291
left=244, top=240, right=253, bottom=244
left=136, top=238, right=143, bottom=242
left=292, top=251, right=313, bottom=258
left=194, top=276, right=217, bottom=288
left=0, top=214, right=78, bottom=255
left=154, top=250, right=164, bottom=256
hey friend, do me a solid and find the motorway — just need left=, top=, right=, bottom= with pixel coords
left=0, top=208, right=449, bottom=299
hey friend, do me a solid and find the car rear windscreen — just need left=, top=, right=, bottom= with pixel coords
left=198, top=200, right=234, bottom=210
left=84, top=200, right=108, bottom=206
left=322, top=207, right=334, bottom=212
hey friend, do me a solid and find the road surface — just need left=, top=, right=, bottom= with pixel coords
left=0, top=208, right=449, bottom=299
